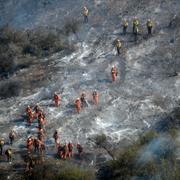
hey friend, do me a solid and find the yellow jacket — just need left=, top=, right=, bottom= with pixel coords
left=123, top=20, right=128, bottom=27
left=116, top=40, right=122, bottom=48
left=133, top=19, right=139, bottom=27
left=147, top=21, right=153, bottom=28
left=83, top=8, right=89, bottom=17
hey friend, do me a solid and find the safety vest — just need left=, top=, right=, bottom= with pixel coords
left=133, top=19, right=139, bottom=27
left=147, top=21, right=153, bottom=28
left=116, top=41, right=122, bottom=48
left=123, top=20, right=128, bottom=27
left=83, top=8, right=89, bottom=16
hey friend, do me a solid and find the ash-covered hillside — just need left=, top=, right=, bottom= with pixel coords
left=0, top=0, right=180, bottom=179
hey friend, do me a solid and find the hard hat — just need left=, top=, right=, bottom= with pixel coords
left=148, top=19, right=151, bottom=22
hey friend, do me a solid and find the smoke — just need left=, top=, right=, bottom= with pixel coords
left=137, top=135, right=175, bottom=165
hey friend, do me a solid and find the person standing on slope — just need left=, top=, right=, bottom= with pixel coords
left=0, top=138, right=5, bottom=155
left=5, top=148, right=12, bottom=162
left=147, top=19, right=153, bottom=35
left=122, top=19, right=128, bottom=35
left=9, top=130, right=16, bottom=145
left=83, top=6, right=89, bottom=23
left=111, top=65, right=117, bottom=82
left=92, top=90, right=99, bottom=105
left=115, top=39, right=122, bottom=55
left=75, top=98, right=81, bottom=113
left=53, top=92, right=61, bottom=107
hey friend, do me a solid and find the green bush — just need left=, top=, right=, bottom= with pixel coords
left=139, top=130, right=159, bottom=145
left=97, top=130, right=180, bottom=180
left=27, top=160, right=95, bottom=180
left=0, top=25, right=75, bottom=77
left=0, top=54, right=16, bottom=75
left=0, top=81, right=21, bottom=99
left=94, top=134, right=107, bottom=147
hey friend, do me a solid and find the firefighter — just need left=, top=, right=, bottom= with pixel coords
left=92, top=90, right=99, bottom=105
left=83, top=6, right=89, bottom=23
left=122, top=19, right=128, bottom=35
left=62, top=143, right=69, bottom=160
left=26, top=106, right=33, bottom=125
left=38, top=113, right=46, bottom=129
left=75, top=98, right=81, bottom=113
left=80, top=92, right=88, bottom=108
left=111, top=65, right=117, bottom=82
left=0, top=138, right=5, bottom=155
left=34, top=104, right=43, bottom=117
left=132, top=17, right=140, bottom=33
left=9, top=130, right=16, bottom=145
left=53, top=92, right=61, bottom=107
left=5, top=148, right=12, bottom=162
left=53, top=130, right=59, bottom=146
left=27, top=137, right=34, bottom=153
left=115, top=39, right=122, bottom=55
left=68, top=142, right=73, bottom=159
left=147, top=19, right=153, bottom=35
left=38, top=128, right=45, bottom=141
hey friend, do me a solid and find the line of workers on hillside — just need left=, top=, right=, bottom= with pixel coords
left=0, top=102, right=84, bottom=169
left=82, top=6, right=154, bottom=83
left=0, top=6, right=155, bottom=168
left=83, top=6, right=154, bottom=55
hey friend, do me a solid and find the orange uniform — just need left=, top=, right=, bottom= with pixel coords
left=62, top=144, right=69, bottom=160
left=53, top=93, right=61, bottom=107
left=68, top=142, right=73, bottom=159
left=27, top=137, right=34, bottom=152
left=92, top=91, right=99, bottom=105
left=26, top=106, right=33, bottom=125
left=111, top=66, right=117, bottom=82
left=75, top=98, right=81, bottom=113
left=38, top=128, right=45, bottom=141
